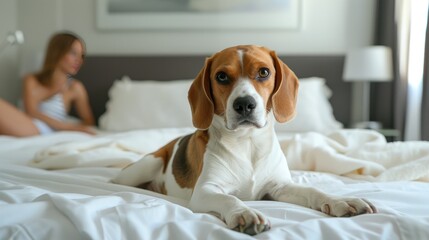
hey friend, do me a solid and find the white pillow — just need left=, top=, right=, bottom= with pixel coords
left=100, top=76, right=342, bottom=133
left=274, top=77, right=343, bottom=133
left=99, top=76, right=194, bottom=131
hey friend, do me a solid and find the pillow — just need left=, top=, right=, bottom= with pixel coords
left=274, top=77, right=343, bottom=133
left=100, top=76, right=343, bottom=133
left=99, top=76, right=194, bottom=131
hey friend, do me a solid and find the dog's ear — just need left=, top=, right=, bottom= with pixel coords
left=270, top=51, right=299, bottom=123
left=188, top=57, right=214, bottom=129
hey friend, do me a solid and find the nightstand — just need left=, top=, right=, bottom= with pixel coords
left=375, top=129, right=401, bottom=142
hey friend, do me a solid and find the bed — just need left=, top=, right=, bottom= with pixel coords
left=1, top=54, right=429, bottom=240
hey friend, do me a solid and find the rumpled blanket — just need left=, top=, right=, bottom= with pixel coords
left=30, top=129, right=429, bottom=182
left=281, top=129, right=429, bottom=181
left=29, top=128, right=194, bottom=169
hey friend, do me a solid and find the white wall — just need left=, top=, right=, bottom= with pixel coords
left=0, top=0, right=19, bottom=104
left=62, top=0, right=376, bottom=55
left=0, top=0, right=376, bottom=102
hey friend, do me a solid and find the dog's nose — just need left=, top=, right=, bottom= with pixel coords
left=233, top=96, right=256, bottom=116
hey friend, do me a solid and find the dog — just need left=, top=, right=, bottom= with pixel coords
left=113, top=45, right=377, bottom=235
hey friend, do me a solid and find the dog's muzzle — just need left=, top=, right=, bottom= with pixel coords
left=232, top=96, right=261, bottom=127
left=233, top=96, right=256, bottom=117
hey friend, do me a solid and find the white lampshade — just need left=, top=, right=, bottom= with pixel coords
left=343, top=46, right=393, bottom=82
left=7, top=30, right=24, bottom=45
left=0, top=30, right=24, bottom=55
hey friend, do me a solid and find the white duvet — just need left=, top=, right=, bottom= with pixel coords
left=1, top=129, right=429, bottom=240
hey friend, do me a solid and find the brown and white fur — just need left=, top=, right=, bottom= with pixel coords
left=113, top=45, right=377, bottom=235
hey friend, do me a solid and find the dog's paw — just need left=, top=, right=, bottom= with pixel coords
left=227, top=207, right=271, bottom=235
left=321, top=197, right=377, bottom=217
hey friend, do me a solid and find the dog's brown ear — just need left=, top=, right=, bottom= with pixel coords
left=188, top=57, right=214, bottom=129
left=270, top=51, right=299, bottom=123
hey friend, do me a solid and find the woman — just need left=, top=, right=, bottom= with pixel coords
left=0, top=31, right=95, bottom=137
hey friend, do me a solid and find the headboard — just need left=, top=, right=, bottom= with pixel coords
left=75, top=55, right=350, bottom=126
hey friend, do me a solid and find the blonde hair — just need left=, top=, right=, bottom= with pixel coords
left=35, top=31, right=86, bottom=86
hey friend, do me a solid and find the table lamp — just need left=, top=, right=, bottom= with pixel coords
left=343, top=46, right=393, bottom=129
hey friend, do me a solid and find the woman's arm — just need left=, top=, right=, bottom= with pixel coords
left=71, top=80, right=95, bottom=126
left=23, top=75, right=93, bottom=133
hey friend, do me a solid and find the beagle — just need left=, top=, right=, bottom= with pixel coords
left=113, top=45, right=377, bottom=235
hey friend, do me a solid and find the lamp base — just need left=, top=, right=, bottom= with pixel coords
left=352, top=121, right=383, bottom=130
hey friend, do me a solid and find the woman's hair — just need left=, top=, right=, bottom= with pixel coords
left=35, top=31, right=86, bottom=86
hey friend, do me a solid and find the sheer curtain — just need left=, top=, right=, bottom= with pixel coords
left=394, top=0, right=411, bottom=140
left=422, top=8, right=429, bottom=141
left=374, top=0, right=409, bottom=140
left=403, top=0, right=429, bottom=141
left=375, top=0, right=429, bottom=141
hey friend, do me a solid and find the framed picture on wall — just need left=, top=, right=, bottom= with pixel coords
left=96, top=0, right=301, bottom=30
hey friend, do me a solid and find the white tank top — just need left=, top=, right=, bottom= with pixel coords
left=38, top=93, right=67, bottom=121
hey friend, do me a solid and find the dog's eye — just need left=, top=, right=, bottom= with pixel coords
left=257, top=68, right=270, bottom=80
left=216, top=71, right=230, bottom=84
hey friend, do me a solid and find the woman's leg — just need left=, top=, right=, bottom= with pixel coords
left=0, top=98, right=39, bottom=137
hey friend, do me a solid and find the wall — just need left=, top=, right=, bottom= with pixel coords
left=62, top=0, right=376, bottom=55
left=0, top=0, right=376, bottom=102
left=17, top=0, right=62, bottom=76
left=0, top=0, right=19, bottom=104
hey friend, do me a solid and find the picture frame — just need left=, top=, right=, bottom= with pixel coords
left=96, top=0, right=301, bottom=30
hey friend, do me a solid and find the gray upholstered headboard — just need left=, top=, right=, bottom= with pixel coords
left=75, top=55, right=349, bottom=126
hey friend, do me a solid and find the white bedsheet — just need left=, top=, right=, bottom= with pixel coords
left=28, top=129, right=429, bottom=182
left=1, top=130, right=429, bottom=240
left=282, top=129, right=429, bottom=181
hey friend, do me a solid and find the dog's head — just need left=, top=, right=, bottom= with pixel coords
left=188, top=45, right=299, bottom=130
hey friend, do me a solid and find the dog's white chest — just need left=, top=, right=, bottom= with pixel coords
left=204, top=130, right=280, bottom=200
left=235, top=175, right=262, bottom=200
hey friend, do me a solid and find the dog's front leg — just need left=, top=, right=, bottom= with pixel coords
left=189, top=183, right=271, bottom=235
left=269, top=183, right=377, bottom=217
